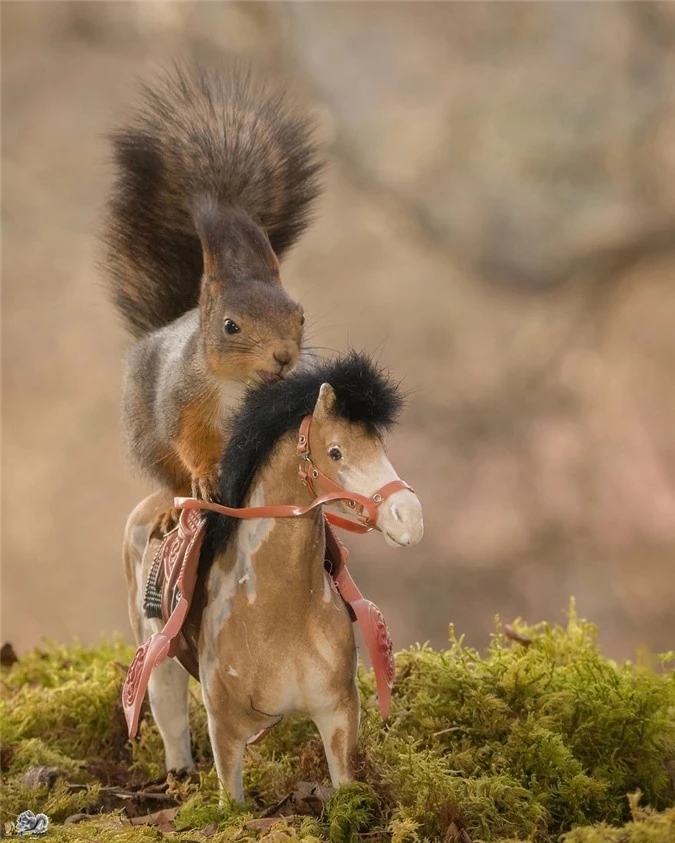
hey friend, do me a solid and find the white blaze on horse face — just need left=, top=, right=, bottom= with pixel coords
left=339, top=446, right=424, bottom=548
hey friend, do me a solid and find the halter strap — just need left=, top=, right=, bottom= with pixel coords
left=174, top=414, right=413, bottom=533
left=296, top=414, right=412, bottom=529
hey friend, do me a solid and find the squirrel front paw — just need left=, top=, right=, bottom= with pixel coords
left=192, top=471, right=221, bottom=503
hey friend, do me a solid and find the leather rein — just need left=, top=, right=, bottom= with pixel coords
left=175, top=414, right=413, bottom=532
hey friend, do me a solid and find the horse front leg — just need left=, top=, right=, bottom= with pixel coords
left=312, top=685, right=361, bottom=787
left=205, top=708, right=249, bottom=804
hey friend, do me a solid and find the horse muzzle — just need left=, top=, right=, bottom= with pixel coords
left=376, top=488, right=424, bottom=548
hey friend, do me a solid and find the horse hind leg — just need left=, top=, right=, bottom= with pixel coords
left=312, top=687, right=361, bottom=787
left=147, top=651, right=195, bottom=773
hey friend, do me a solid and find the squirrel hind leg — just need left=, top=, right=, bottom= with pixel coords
left=152, top=507, right=181, bottom=538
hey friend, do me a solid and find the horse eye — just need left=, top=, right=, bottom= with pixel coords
left=328, top=447, right=342, bottom=461
left=224, top=319, right=240, bottom=335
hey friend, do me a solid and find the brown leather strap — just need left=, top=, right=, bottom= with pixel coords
left=175, top=489, right=377, bottom=523
left=156, top=509, right=204, bottom=680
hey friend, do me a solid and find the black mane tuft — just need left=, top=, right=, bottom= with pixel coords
left=200, top=351, right=403, bottom=564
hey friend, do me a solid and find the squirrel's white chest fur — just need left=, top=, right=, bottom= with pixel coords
left=218, top=380, right=246, bottom=424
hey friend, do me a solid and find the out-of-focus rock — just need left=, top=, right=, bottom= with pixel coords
left=21, top=766, right=61, bottom=790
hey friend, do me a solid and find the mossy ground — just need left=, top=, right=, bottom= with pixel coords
left=1, top=604, right=673, bottom=842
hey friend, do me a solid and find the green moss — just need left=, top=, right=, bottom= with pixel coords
left=173, top=772, right=255, bottom=832
left=7, top=738, right=85, bottom=779
left=1, top=603, right=673, bottom=841
left=0, top=778, right=101, bottom=825
left=41, top=817, right=166, bottom=843
left=325, top=782, right=379, bottom=842
left=562, top=794, right=675, bottom=843
left=1, top=637, right=133, bottom=771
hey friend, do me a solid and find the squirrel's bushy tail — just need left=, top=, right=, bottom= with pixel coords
left=102, top=63, right=322, bottom=339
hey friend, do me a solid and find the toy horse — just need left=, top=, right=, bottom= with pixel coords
left=123, top=353, right=423, bottom=802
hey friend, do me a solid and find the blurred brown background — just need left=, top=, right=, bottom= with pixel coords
left=3, top=2, right=675, bottom=660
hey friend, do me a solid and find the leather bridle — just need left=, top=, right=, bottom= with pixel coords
left=175, top=414, right=413, bottom=534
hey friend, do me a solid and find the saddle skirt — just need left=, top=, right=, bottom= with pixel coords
left=122, top=507, right=395, bottom=740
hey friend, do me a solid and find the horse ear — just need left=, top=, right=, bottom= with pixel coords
left=314, top=383, right=336, bottom=421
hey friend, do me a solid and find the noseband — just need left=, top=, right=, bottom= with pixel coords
left=175, top=414, right=413, bottom=534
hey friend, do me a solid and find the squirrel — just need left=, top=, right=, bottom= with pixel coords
left=102, top=64, right=322, bottom=501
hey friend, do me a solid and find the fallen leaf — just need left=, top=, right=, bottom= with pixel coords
left=129, top=807, right=179, bottom=833
left=259, top=781, right=335, bottom=822
left=64, top=814, right=93, bottom=825
left=445, top=820, right=472, bottom=843
left=291, top=781, right=335, bottom=816
left=244, top=817, right=297, bottom=832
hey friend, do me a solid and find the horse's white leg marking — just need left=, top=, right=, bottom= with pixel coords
left=312, top=685, right=360, bottom=788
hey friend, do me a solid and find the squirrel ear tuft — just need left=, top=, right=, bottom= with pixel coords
left=313, top=382, right=337, bottom=421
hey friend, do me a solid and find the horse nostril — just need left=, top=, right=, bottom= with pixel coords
left=274, top=350, right=291, bottom=366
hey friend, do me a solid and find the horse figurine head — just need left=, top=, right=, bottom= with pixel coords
left=298, top=380, right=423, bottom=547
left=124, top=351, right=423, bottom=804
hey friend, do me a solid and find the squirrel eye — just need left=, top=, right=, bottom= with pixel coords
left=223, top=319, right=240, bottom=335
left=328, top=447, right=342, bottom=461
left=300, top=313, right=306, bottom=326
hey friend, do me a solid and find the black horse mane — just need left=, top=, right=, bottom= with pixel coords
left=200, top=351, right=404, bottom=566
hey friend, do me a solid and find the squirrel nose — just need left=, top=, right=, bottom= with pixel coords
left=274, top=350, right=292, bottom=367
